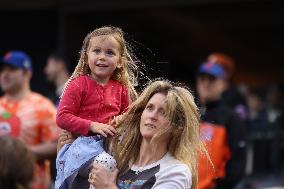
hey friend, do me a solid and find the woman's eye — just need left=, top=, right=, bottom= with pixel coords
left=146, top=105, right=153, bottom=110
left=159, top=110, right=166, bottom=116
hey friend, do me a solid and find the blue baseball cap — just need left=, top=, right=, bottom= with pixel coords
left=198, top=61, right=227, bottom=79
left=1, top=51, right=33, bottom=72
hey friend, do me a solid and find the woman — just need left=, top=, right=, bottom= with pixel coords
left=58, top=80, right=208, bottom=189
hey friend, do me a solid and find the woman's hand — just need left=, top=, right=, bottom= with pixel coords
left=57, top=130, right=75, bottom=153
left=88, top=164, right=119, bottom=189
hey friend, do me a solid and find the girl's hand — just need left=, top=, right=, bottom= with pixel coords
left=88, top=164, right=119, bottom=189
left=109, top=114, right=124, bottom=127
left=89, top=122, right=116, bottom=137
left=57, top=130, right=75, bottom=153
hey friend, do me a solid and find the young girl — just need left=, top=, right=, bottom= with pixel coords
left=55, top=26, right=138, bottom=189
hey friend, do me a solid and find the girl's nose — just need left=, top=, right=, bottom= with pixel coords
left=97, top=53, right=105, bottom=60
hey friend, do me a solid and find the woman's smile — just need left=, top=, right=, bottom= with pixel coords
left=144, top=123, right=156, bottom=129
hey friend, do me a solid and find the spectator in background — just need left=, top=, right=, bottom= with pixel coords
left=265, top=83, right=284, bottom=169
left=44, top=51, right=71, bottom=107
left=265, top=83, right=283, bottom=126
left=206, top=53, right=248, bottom=119
left=246, top=86, right=267, bottom=123
left=44, top=51, right=71, bottom=188
left=246, top=85, right=281, bottom=173
left=0, top=136, right=36, bottom=189
left=196, top=52, right=247, bottom=189
left=0, top=50, right=59, bottom=189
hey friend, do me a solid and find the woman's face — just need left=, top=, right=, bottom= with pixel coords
left=140, top=93, right=170, bottom=140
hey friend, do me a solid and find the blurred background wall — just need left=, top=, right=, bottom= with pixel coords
left=0, top=0, right=283, bottom=95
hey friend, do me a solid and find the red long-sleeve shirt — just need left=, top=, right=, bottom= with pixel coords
left=56, top=75, right=129, bottom=136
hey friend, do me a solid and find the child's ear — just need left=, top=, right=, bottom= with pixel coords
left=116, top=61, right=123, bottom=69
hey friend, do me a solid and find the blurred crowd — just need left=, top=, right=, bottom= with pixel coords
left=0, top=49, right=283, bottom=189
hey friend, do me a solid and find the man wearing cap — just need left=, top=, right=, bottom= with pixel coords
left=0, top=50, right=59, bottom=189
left=197, top=53, right=247, bottom=189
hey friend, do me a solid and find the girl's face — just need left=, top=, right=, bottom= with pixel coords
left=140, top=93, right=170, bottom=141
left=87, top=35, right=121, bottom=84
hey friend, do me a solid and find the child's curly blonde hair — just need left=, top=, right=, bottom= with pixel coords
left=63, top=26, right=138, bottom=100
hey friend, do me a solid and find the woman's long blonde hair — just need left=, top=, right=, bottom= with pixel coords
left=62, top=26, right=137, bottom=100
left=110, top=80, right=209, bottom=189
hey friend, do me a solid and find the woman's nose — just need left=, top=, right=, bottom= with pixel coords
left=149, top=110, right=158, bottom=121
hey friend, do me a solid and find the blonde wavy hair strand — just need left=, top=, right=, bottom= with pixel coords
left=110, top=80, right=211, bottom=189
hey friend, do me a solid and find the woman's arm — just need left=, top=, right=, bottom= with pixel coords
left=57, top=130, right=76, bottom=153
left=89, top=164, right=119, bottom=189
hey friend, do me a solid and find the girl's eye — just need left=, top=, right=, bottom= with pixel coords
left=93, top=49, right=100, bottom=53
left=106, top=50, right=115, bottom=55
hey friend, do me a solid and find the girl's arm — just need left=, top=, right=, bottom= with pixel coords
left=56, top=77, right=92, bottom=136
left=57, top=77, right=117, bottom=137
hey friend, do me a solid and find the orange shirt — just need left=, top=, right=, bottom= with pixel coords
left=198, top=122, right=231, bottom=189
left=0, top=92, right=59, bottom=189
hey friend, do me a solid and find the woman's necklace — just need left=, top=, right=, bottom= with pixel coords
left=134, top=165, right=146, bottom=175
left=133, top=157, right=160, bottom=175
left=133, top=151, right=167, bottom=175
